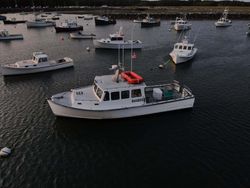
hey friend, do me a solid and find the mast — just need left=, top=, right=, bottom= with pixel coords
left=130, top=24, right=134, bottom=72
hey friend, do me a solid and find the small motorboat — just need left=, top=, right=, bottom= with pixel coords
left=1, top=52, right=74, bottom=76
left=0, top=30, right=23, bottom=41
left=84, top=15, right=93, bottom=20
left=133, top=19, right=142, bottom=23
left=93, top=27, right=143, bottom=49
left=141, top=14, right=160, bottom=28
left=78, top=15, right=84, bottom=19
left=95, top=16, right=116, bottom=26
left=215, top=8, right=232, bottom=27
left=55, top=20, right=83, bottom=33
left=51, top=16, right=60, bottom=20
left=169, top=36, right=197, bottom=64
left=0, top=15, right=6, bottom=21
left=173, top=16, right=192, bottom=31
left=3, top=18, right=26, bottom=24
left=0, top=147, right=11, bottom=157
left=26, top=18, right=55, bottom=28
left=70, top=31, right=96, bottom=39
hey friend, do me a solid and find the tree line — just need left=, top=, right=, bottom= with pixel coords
left=1, top=0, right=250, bottom=8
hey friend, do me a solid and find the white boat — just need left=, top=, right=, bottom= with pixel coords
left=169, top=36, right=197, bottom=64
left=141, top=14, right=160, bottom=28
left=174, top=17, right=192, bottom=31
left=1, top=52, right=73, bottom=76
left=48, top=64, right=195, bottom=119
left=133, top=19, right=142, bottom=23
left=215, top=8, right=232, bottom=27
left=0, top=30, right=23, bottom=41
left=70, top=31, right=96, bottom=39
left=93, top=27, right=142, bottom=49
left=26, top=18, right=55, bottom=28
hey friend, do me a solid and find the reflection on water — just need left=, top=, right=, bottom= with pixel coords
left=0, top=14, right=250, bottom=187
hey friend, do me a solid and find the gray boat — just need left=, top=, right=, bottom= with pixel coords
left=0, top=30, right=23, bottom=41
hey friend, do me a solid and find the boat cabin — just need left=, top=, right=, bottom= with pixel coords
left=174, top=43, right=193, bottom=51
left=175, top=18, right=188, bottom=25
left=32, top=52, right=48, bottom=63
left=62, top=20, right=77, bottom=27
left=91, top=72, right=146, bottom=104
left=109, top=33, right=124, bottom=41
left=174, top=38, right=194, bottom=52
left=0, top=30, right=9, bottom=37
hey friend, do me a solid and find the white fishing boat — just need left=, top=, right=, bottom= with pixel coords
left=1, top=52, right=73, bottom=76
left=141, top=14, right=160, bottom=28
left=0, top=30, right=23, bottom=41
left=169, top=36, right=197, bottom=64
left=174, top=17, right=192, bottom=31
left=93, top=27, right=142, bottom=49
left=70, top=31, right=96, bottom=39
left=215, top=8, right=232, bottom=27
left=48, top=64, right=195, bottom=119
left=26, top=18, right=55, bottom=28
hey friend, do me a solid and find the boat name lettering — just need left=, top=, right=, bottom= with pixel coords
left=132, top=98, right=145, bottom=103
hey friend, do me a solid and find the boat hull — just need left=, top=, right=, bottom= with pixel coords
left=215, top=22, right=232, bottom=27
left=93, top=40, right=143, bottom=49
left=0, top=35, right=23, bottom=41
left=3, top=20, right=26, bottom=24
left=141, top=21, right=160, bottom=28
left=170, top=48, right=197, bottom=64
left=174, top=24, right=191, bottom=31
left=70, top=33, right=95, bottom=39
left=47, top=97, right=195, bottom=119
left=1, top=61, right=73, bottom=76
left=55, top=26, right=83, bottom=33
left=0, top=15, right=6, bottom=21
left=95, top=19, right=116, bottom=26
left=27, top=21, right=55, bottom=28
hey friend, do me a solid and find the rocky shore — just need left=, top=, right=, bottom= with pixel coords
left=2, top=6, right=250, bottom=19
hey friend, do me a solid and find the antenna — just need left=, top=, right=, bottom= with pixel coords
left=130, top=23, right=135, bottom=72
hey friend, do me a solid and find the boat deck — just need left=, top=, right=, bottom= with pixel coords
left=145, top=84, right=191, bottom=104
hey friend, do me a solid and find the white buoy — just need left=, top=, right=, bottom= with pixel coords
left=0, top=147, right=11, bottom=157
left=86, top=47, right=90, bottom=51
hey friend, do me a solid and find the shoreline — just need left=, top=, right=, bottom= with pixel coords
left=2, top=6, right=250, bottom=19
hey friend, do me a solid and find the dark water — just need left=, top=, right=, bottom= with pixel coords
left=0, top=13, right=250, bottom=188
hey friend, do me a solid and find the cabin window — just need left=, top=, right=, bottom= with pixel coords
left=179, top=46, right=182, bottom=49
left=38, top=57, right=47, bottom=63
left=111, top=92, right=120, bottom=100
left=183, top=46, right=187, bottom=50
left=103, top=91, right=110, bottom=101
left=132, top=89, right=142, bottom=98
left=121, top=90, right=129, bottom=99
left=96, top=88, right=103, bottom=99
left=111, top=37, right=123, bottom=41
left=174, top=45, right=178, bottom=49
left=188, top=46, right=192, bottom=50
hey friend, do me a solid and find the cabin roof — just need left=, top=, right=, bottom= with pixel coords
left=33, top=52, right=48, bottom=59
left=94, top=74, right=146, bottom=90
